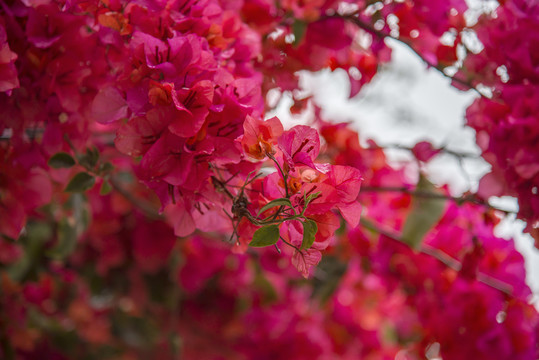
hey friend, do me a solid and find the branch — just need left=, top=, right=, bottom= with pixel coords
left=360, top=186, right=517, bottom=215
left=280, top=236, right=302, bottom=253
left=337, top=14, right=488, bottom=98
left=359, top=217, right=515, bottom=297
left=368, top=143, right=478, bottom=159
left=109, top=177, right=163, bottom=220
left=267, top=153, right=289, bottom=197
left=167, top=251, right=182, bottom=360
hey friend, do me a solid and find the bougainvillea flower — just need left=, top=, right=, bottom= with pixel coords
left=115, top=108, right=170, bottom=157
left=167, top=33, right=215, bottom=82
left=292, top=247, right=322, bottom=278
left=278, top=125, right=320, bottom=170
left=411, top=141, right=441, bottom=162
left=240, top=115, right=284, bottom=159
left=336, top=201, right=362, bottom=228
left=163, top=199, right=196, bottom=238
left=97, top=10, right=132, bottom=36
left=168, top=80, right=214, bottom=137
left=91, top=86, right=128, bottom=124
left=25, top=5, right=63, bottom=48
left=305, top=17, right=351, bottom=51
left=327, top=165, right=362, bottom=203
left=129, top=31, right=169, bottom=68
left=139, top=131, right=213, bottom=187
left=0, top=1, right=538, bottom=359
left=147, top=81, right=175, bottom=106
left=293, top=165, right=362, bottom=227
left=278, top=220, right=324, bottom=278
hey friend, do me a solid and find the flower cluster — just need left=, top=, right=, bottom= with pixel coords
left=460, top=0, right=539, bottom=244
left=235, top=116, right=362, bottom=276
left=0, top=0, right=538, bottom=359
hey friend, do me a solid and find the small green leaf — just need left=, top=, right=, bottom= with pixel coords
left=292, top=20, right=307, bottom=46
left=257, top=198, right=293, bottom=216
left=65, top=172, right=95, bottom=192
left=48, top=152, right=75, bottom=168
left=99, top=180, right=113, bottom=195
left=98, top=161, right=115, bottom=175
left=301, top=191, right=322, bottom=215
left=249, top=225, right=280, bottom=247
left=78, top=147, right=99, bottom=169
left=7, top=222, right=51, bottom=281
left=312, top=256, right=347, bottom=304
left=305, top=192, right=321, bottom=205
left=301, top=219, right=318, bottom=249
left=46, top=218, right=77, bottom=260
left=401, top=175, right=447, bottom=249
left=253, top=268, right=278, bottom=304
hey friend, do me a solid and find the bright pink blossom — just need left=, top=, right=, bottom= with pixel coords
left=278, top=125, right=320, bottom=170
left=240, top=115, right=284, bottom=159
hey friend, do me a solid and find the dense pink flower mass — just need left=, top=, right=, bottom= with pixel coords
left=461, top=0, right=539, bottom=244
left=0, top=0, right=538, bottom=359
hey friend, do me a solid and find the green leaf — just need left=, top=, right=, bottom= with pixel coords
left=78, top=147, right=99, bottom=169
left=301, top=191, right=321, bottom=215
left=7, top=222, right=51, bottom=281
left=99, top=180, right=113, bottom=195
left=253, top=269, right=278, bottom=304
left=249, top=225, right=280, bottom=247
left=98, top=161, right=115, bottom=175
left=305, top=192, right=321, bottom=205
left=65, top=172, right=95, bottom=192
left=46, top=218, right=77, bottom=260
left=292, top=20, right=307, bottom=46
left=257, top=198, right=293, bottom=216
left=312, top=256, right=347, bottom=304
left=401, top=175, right=447, bottom=249
left=301, top=219, right=318, bottom=249
left=48, top=152, right=75, bottom=169
left=169, top=333, right=182, bottom=359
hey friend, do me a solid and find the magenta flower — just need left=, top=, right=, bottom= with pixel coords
left=168, top=80, right=214, bottom=138
left=278, top=125, right=320, bottom=170
left=240, top=115, right=284, bottom=159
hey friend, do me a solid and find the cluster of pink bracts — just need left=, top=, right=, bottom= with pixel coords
left=0, top=0, right=537, bottom=359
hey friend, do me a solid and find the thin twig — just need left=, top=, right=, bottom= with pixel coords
left=368, top=143, right=477, bottom=159
left=279, top=236, right=307, bottom=269
left=267, top=153, right=289, bottom=197
left=337, top=14, right=488, bottom=98
left=359, top=217, right=515, bottom=297
left=109, top=177, right=163, bottom=220
left=360, top=186, right=517, bottom=215
left=280, top=236, right=302, bottom=253
left=167, top=251, right=182, bottom=360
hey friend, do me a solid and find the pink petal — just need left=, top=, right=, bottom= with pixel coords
left=337, top=201, right=362, bottom=228
left=477, top=172, right=505, bottom=199
left=412, top=141, right=441, bottom=162
left=164, top=202, right=196, bottom=238
left=328, top=165, right=362, bottom=202
left=91, top=87, right=128, bottom=124
left=291, top=248, right=322, bottom=278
